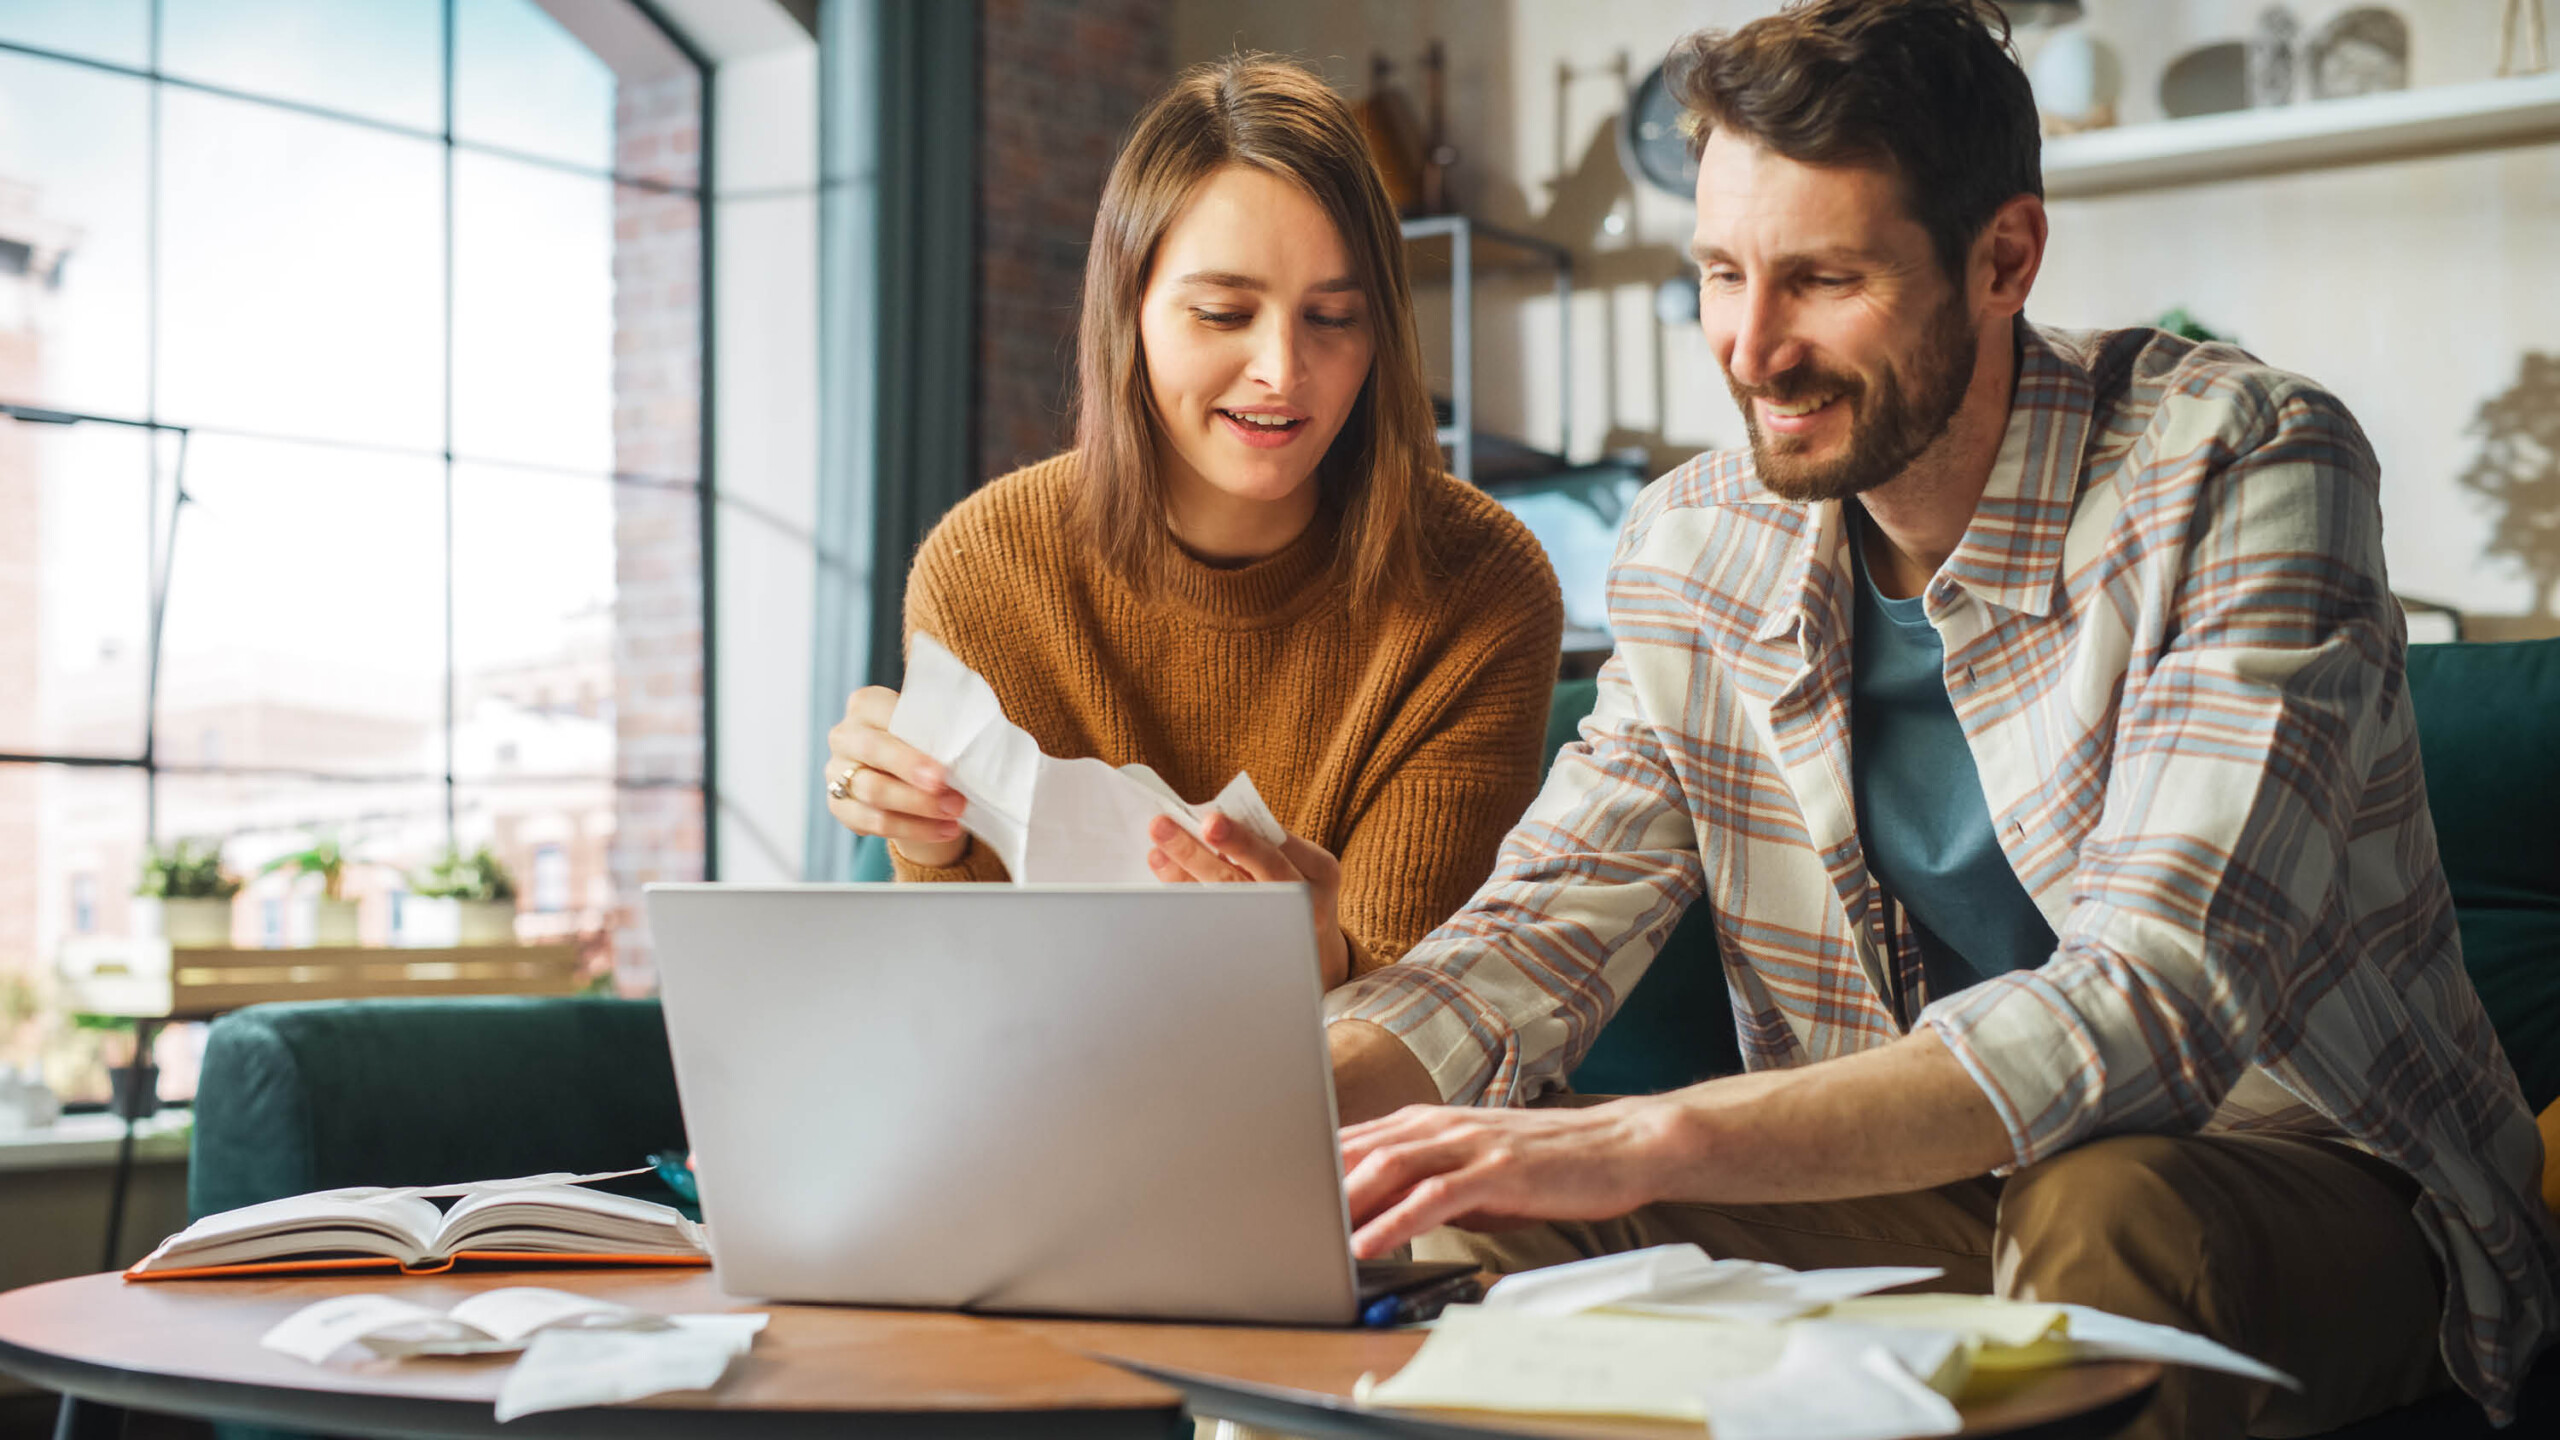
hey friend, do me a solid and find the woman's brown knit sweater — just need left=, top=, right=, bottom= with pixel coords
left=890, top=452, right=1564, bottom=974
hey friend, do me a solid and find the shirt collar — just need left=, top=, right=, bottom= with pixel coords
left=1752, top=319, right=2092, bottom=646
left=1934, top=321, right=2092, bottom=620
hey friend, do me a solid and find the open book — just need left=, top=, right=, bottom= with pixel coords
left=127, top=1170, right=709, bottom=1281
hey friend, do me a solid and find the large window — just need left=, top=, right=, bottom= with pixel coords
left=0, top=0, right=708, bottom=1104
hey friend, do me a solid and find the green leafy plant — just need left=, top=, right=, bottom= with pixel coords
left=261, top=835, right=350, bottom=901
left=2155, top=307, right=2236, bottom=345
left=135, top=839, right=242, bottom=900
left=410, top=845, right=518, bottom=904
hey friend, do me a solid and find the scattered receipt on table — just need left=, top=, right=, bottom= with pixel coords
left=494, top=1315, right=767, bottom=1422
left=1479, top=1244, right=1942, bottom=1322
left=888, top=634, right=1288, bottom=882
left=258, top=1287, right=769, bottom=1422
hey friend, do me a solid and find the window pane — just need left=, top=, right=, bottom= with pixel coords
left=0, top=0, right=148, bottom=67
left=155, top=434, right=444, bottom=776
left=453, top=153, right=613, bottom=473
left=0, top=419, right=152, bottom=758
left=161, top=0, right=442, bottom=132
left=454, top=0, right=614, bottom=173
left=455, top=777, right=613, bottom=951
left=157, top=772, right=446, bottom=950
left=452, top=461, right=616, bottom=781
left=157, top=86, right=443, bottom=449
left=0, top=50, right=150, bottom=419
left=0, top=762, right=145, bottom=1105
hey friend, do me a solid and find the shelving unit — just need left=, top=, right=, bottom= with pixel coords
left=2044, top=70, right=2560, bottom=199
left=1400, top=214, right=1573, bottom=483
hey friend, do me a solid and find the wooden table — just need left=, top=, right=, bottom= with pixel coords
left=0, top=1269, right=2158, bottom=1439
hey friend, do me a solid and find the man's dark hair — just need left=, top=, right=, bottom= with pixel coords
left=1667, top=0, right=2042, bottom=282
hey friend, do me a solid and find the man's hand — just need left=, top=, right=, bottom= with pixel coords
left=1340, top=1099, right=1677, bottom=1258
left=1147, top=811, right=1354, bottom=988
left=1334, top=1028, right=2016, bottom=1259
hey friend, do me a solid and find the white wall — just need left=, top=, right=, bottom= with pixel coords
left=1174, top=0, right=2560, bottom=630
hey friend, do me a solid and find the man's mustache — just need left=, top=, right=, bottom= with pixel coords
left=1730, top=367, right=1865, bottom=407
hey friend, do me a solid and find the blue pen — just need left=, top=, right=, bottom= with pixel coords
left=1360, top=1272, right=1482, bottom=1328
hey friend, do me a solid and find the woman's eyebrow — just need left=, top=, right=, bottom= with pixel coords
left=1176, top=270, right=1362, bottom=294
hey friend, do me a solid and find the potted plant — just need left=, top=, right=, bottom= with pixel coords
left=134, top=839, right=241, bottom=948
left=402, top=846, right=519, bottom=947
left=262, top=835, right=357, bottom=947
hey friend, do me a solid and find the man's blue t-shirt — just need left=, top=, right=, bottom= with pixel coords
left=1846, top=507, right=2057, bottom=1001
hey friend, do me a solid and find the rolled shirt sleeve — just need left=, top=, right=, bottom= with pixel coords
left=1328, top=647, right=1707, bottom=1106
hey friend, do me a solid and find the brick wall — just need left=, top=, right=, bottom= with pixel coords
left=977, top=0, right=1174, bottom=479
left=609, top=71, right=706, bottom=989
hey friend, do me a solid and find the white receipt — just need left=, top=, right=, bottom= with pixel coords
left=494, top=1316, right=767, bottom=1422
left=262, top=1291, right=757, bottom=1363
left=1480, top=1244, right=1942, bottom=1323
left=261, top=1294, right=459, bottom=1365
left=889, top=635, right=1288, bottom=882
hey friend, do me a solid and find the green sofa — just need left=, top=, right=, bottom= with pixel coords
left=182, top=640, right=2559, bottom=1434
left=188, top=995, right=693, bottom=1221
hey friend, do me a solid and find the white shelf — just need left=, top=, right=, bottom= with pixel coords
left=2044, top=71, right=2560, bottom=199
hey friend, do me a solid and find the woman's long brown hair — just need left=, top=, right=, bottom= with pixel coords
left=1073, top=54, right=1438, bottom=611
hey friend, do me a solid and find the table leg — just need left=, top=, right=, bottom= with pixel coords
left=52, top=1395, right=127, bottom=1440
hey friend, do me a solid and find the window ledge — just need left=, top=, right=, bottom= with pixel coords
left=0, top=1113, right=191, bottom=1173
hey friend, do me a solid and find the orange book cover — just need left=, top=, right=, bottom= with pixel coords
left=125, top=1250, right=711, bottom=1282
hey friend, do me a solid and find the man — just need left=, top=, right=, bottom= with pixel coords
left=1318, top=2, right=2557, bottom=1435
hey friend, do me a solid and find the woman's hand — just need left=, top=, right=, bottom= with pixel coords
left=1146, top=811, right=1355, bottom=988
left=824, top=686, right=970, bottom=868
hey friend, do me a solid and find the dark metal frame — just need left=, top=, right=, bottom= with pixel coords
left=0, top=1, right=716, bottom=897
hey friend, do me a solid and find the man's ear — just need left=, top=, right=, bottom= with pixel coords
left=1974, top=194, right=2046, bottom=318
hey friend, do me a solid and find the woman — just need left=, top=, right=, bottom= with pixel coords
left=824, top=55, right=1563, bottom=990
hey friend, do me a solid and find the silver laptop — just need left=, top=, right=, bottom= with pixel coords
left=645, top=883, right=1459, bottom=1325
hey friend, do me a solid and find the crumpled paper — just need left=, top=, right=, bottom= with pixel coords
left=495, top=1316, right=767, bottom=1422
left=1360, top=1248, right=2298, bottom=1439
left=258, top=1287, right=768, bottom=1422
left=889, top=634, right=1288, bottom=882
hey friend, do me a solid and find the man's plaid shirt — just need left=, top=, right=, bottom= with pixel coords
left=1329, top=323, right=2557, bottom=1418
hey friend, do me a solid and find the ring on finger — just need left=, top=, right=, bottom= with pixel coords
left=826, top=765, right=858, bottom=802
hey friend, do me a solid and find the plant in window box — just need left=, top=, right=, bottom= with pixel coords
left=71, top=1013, right=153, bottom=1121
left=261, top=835, right=360, bottom=947
left=400, top=846, right=520, bottom=947
left=133, top=839, right=241, bottom=948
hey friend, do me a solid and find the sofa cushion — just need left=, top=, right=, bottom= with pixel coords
left=2406, top=640, right=2560, bottom=1111
left=189, top=996, right=689, bottom=1220
left=1546, top=679, right=1743, bottom=1095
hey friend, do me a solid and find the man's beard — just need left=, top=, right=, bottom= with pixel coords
left=1731, top=294, right=1978, bottom=504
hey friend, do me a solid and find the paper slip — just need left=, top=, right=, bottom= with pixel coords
left=262, top=1294, right=461, bottom=1365
left=2056, top=1304, right=2298, bottom=1388
left=1360, top=1261, right=2297, bottom=1437
left=1687, top=1325, right=1965, bottom=1440
left=493, top=1316, right=767, bottom=1422
left=889, top=634, right=1288, bottom=883
left=259, top=1288, right=752, bottom=1366
left=1357, top=1307, right=1964, bottom=1439
left=1357, top=1306, right=1785, bottom=1421
left=1480, top=1243, right=1942, bottom=1322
